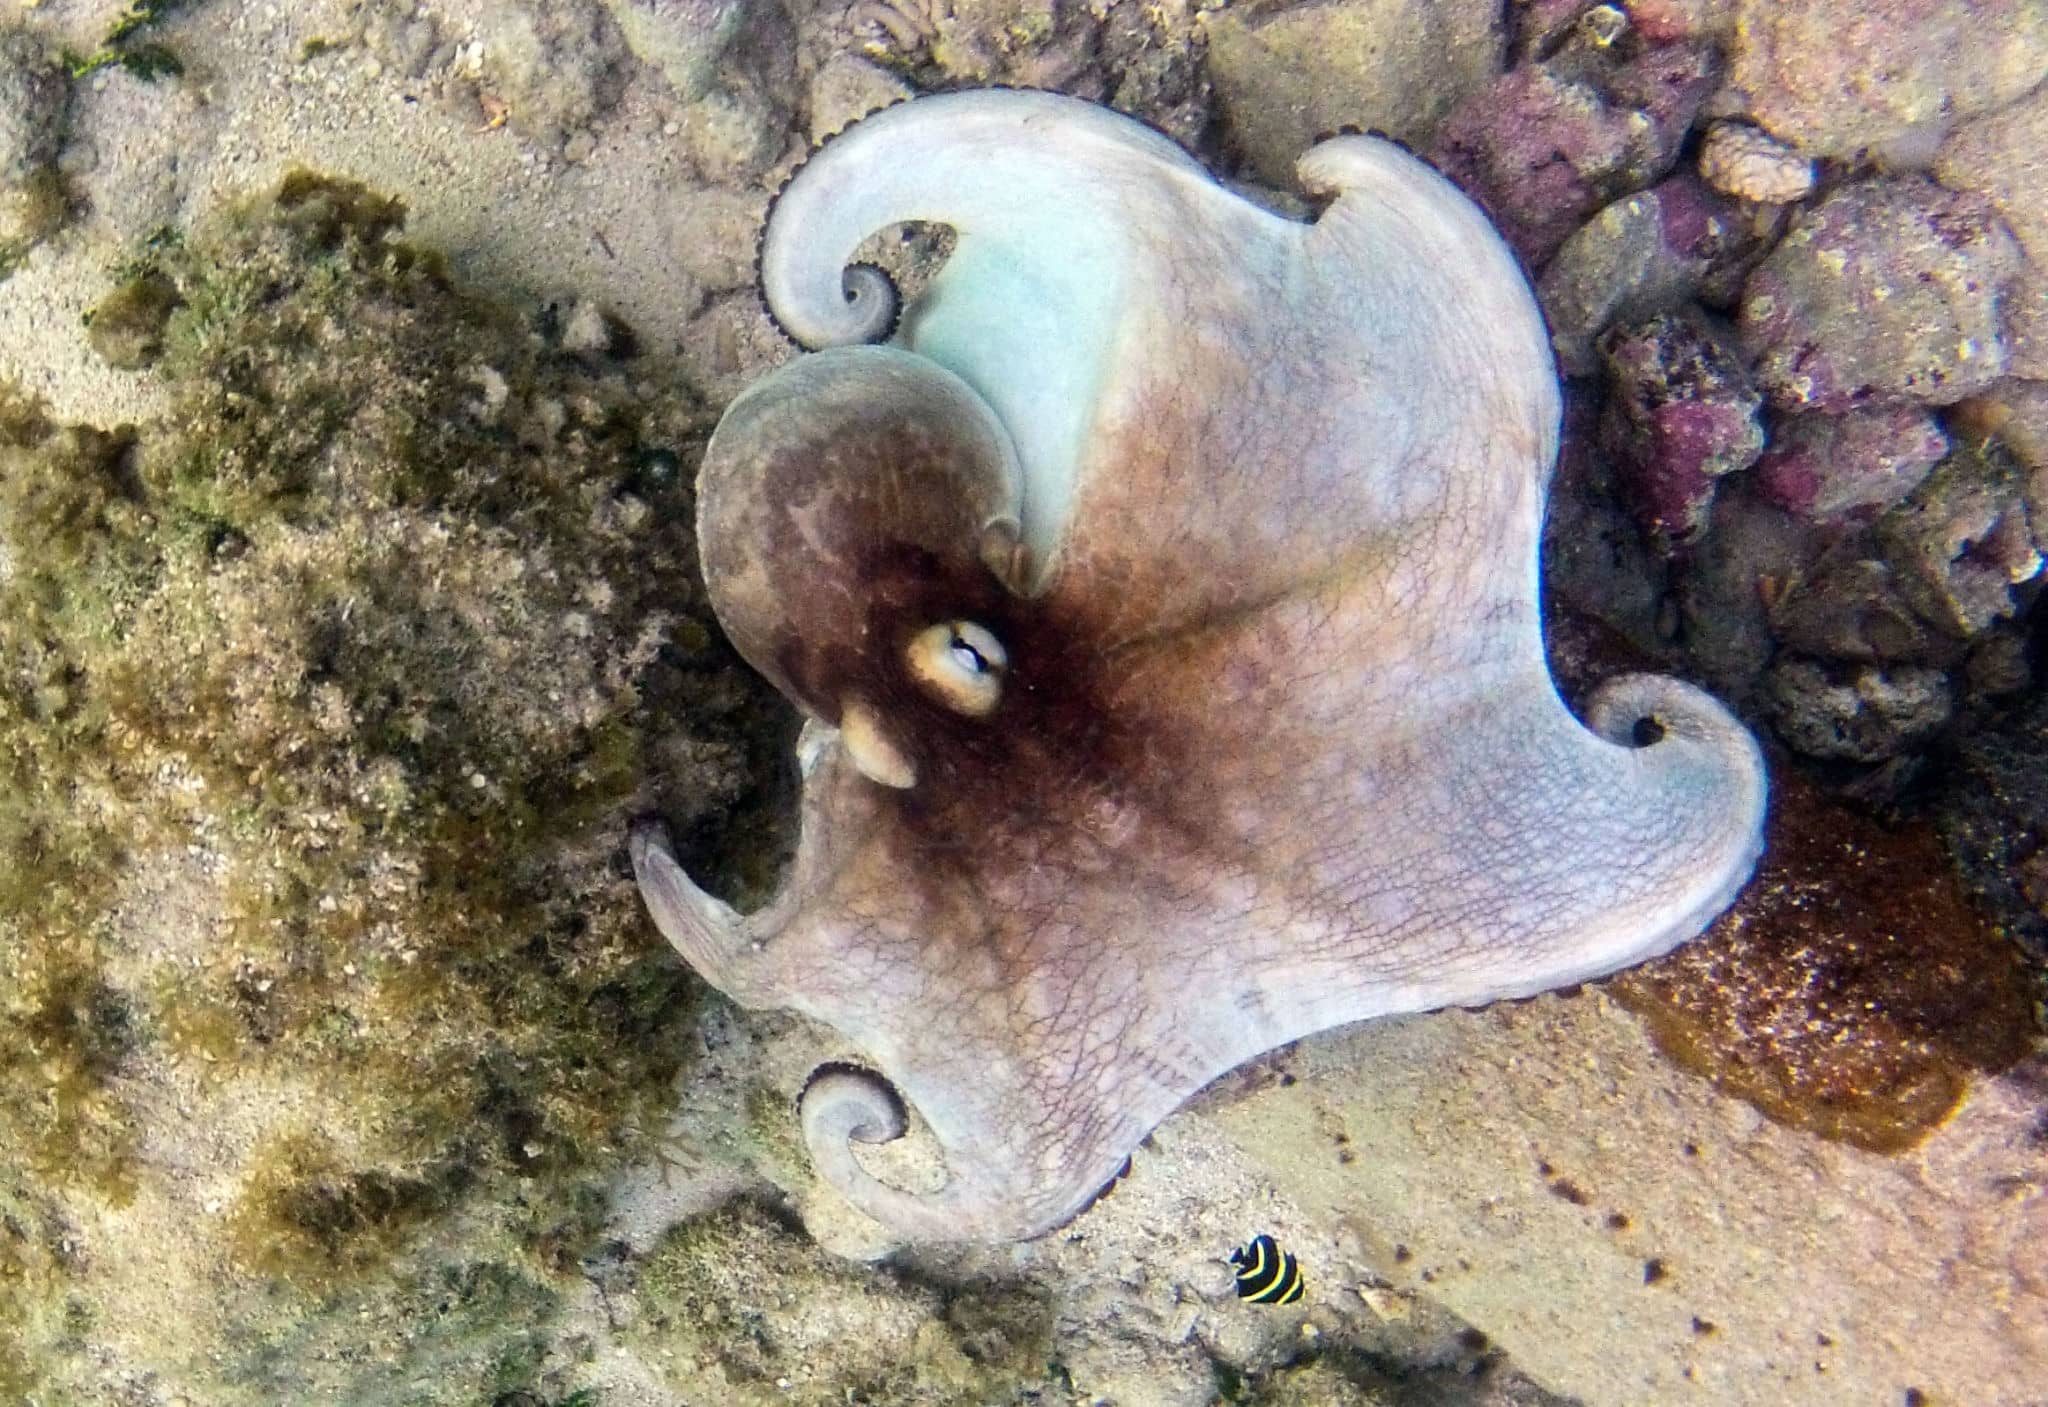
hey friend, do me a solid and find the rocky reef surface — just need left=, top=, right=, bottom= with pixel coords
left=0, top=1, right=2042, bottom=1404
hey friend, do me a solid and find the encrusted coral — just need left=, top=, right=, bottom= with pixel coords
left=1739, top=177, right=2023, bottom=412
left=1597, top=307, right=1765, bottom=546
left=1727, top=0, right=2048, bottom=162
left=1538, top=175, right=1767, bottom=376
left=1696, top=121, right=1812, bottom=205
left=1752, top=406, right=1949, bottom=521
left=1430, top=17, right=1719, bottom=265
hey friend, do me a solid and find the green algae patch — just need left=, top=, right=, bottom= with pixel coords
left=220, top=1258, right=565, bottom=1405
left=225, top=1129, right=469, bottom=1278
left=0, top=1176, right=90, bottom=1402
left=1611, top=768, right=2039, bottom=1152
left=84, top=270, right=182, bottom=369
left=0, top=164, right=72, bottom=278
left=0, top=172, right=790, bottom=1399
left=61, top=0, right=196, bottom=81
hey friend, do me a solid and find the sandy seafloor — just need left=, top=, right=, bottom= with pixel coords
left=2, top=0, right=2046, bottom=1404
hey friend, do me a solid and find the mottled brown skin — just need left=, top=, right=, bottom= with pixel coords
left=693, top=348, right=1023, bottom=728
left=635, top=90, right=1770, bottom=1242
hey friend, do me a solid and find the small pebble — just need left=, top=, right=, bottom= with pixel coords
left=1698, top=121, right=1813, bottom=205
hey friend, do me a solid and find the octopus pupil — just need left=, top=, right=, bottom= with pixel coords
left=950, top=634, right=988, bottom=673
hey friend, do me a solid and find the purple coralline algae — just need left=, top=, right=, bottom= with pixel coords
left=1753, top=407, right=1951, bottom=521
left=1430, top=31, right=1718, bottom=266
left=1385, top=3, right=2046, bottom=783
left=1599, top=308, right=1765, bottom=546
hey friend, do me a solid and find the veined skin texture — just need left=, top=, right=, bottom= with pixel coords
left=633, top=88, right=1769, bottom=1244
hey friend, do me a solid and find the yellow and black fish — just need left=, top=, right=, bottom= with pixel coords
left=1229, top=1234, right=1304, bottom=1305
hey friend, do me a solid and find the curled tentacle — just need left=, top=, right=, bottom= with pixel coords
left=798, top=1067, right=1003, bottom=1242
left=797, top=1064, right=1126, bottom=1243
left=1296, top=131, right=1558, bottom=468
left=759, top=90, right=1251, bottom=574
left=1578, top=671, right=1770, bottom=951
left=820, top=262, right=900, bottom=347
left=760, top=90, right=1207, bottom=350
left=1256, top=663, right=1771, bottom=1037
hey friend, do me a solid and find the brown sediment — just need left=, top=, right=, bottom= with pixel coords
left=1609, top=767, right=2038, bottom=1152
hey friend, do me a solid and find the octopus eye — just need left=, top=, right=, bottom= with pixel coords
left=907, top=620, right=1007, bottom=716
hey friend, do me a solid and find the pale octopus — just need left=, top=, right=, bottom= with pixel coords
left=633, top=89, right=1768, bottom=1243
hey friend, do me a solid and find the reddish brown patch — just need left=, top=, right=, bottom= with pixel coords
left=1545, top=607, right=2038, bottom=1152
left=1609, top=771, right=2037, bottom=1152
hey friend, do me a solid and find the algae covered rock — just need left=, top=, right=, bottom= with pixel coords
left=620, top=1196, right=1059, bottom=1406
left=1739, top=177, right=2023, bottom=412
left=1202, top=0, right=1506, bottom=188
left=1538, top=175, right=1764, bottom=376
left=477, top=0, right=632, bottom=151
left=1728, top=0, right=2048, bottom=162
left=1429, top=20, right=1719, bottom=266
left=0, top=25, right=69, bottom=186
left=1942, top=681, right=2048, bottom=966
left=1876, top=437, right=2044, bottom=638
left=84, top=269, right=180, bottom=369
left=1765, top=656, right=1955, bottom=762
left=601, top=0, right=754, bottom=102
left=0, top=172, right=792, bottom=1403
left=1752, top=406, right=1950, bottom=522
left=848, top=0, right=1107, bottom=95
left=1936, top=81, right=2048, bottom=380
left=1597, top=307, right=1765, bottom=547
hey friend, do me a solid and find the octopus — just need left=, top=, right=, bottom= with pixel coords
left=632, top=89, right=1769, bottom=1244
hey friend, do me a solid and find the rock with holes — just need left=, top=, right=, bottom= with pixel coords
left=1767, top=656, right=1953, bottom=762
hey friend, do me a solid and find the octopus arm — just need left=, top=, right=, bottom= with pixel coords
left=630, top=723, right=882, bottom=1007
left=760, top=89, right=1282, bottom=584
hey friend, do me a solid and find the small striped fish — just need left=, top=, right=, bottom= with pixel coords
left=1229, top=1234, right=1304, bottom=1305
